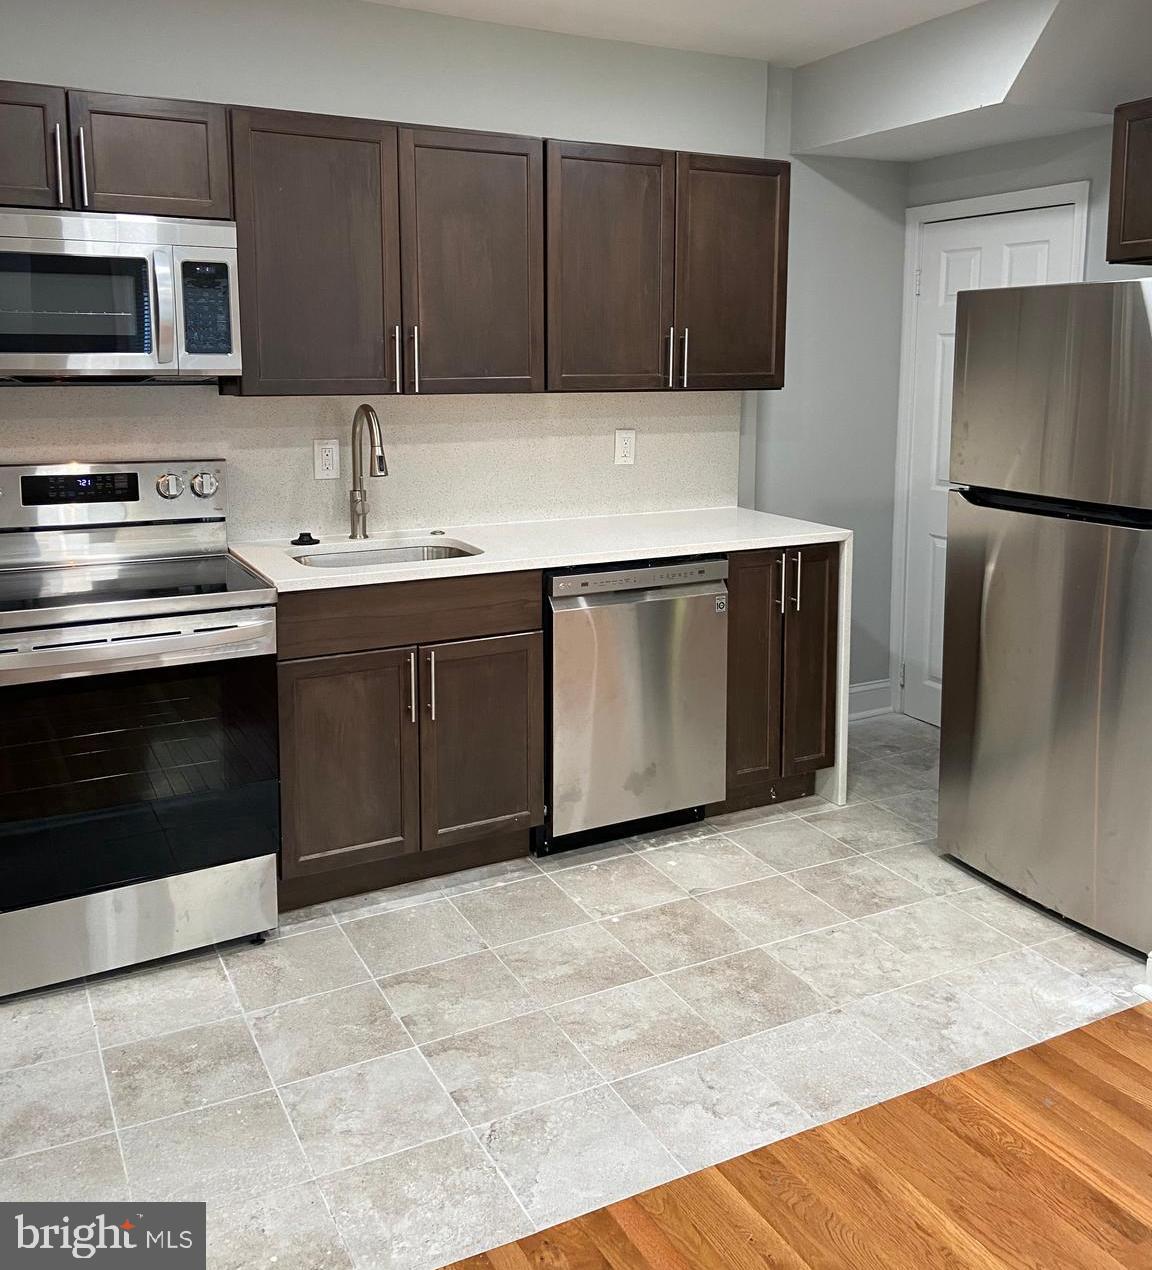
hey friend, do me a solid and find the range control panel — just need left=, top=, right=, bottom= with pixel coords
left=551, top=558, right=728, bottom=597
left=0, top=461, right=228, bottom=531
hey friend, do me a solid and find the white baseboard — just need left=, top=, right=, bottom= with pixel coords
left=848, top=679, right=894, bottom=720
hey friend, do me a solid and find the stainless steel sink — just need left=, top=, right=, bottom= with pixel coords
left=296, top=540, right=481, bottom=568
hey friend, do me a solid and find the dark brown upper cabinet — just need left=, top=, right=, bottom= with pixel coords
left=0, top=81, right=70, bottom=209
left=724, top=543, right=838, bottom=800
left=67, top=91, right=231, bottom=218
left=230, top=108, right=402, bottom=396
left=1108, top=97, right=1152, bottom=264
left=546, top=141, right=676, bottom=391
left=676, top=153, right=789, bottom=390
left=278, top=647, right=421, bottom=878
left=781, top=543, right=839, bottom=776
left=399, top=128, right=544, bottom=394
left=419, top=632, right=544, bottom=852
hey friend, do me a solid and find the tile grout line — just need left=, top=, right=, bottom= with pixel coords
left=216, top=941, right=361, bottom=1270
left=0, top=1127, right=126, bottom=1169
left=313, top=924, right=433, bottom=1270
left=84, top=984, right=132, bottom=1199
left=331, top=921, right=539, bottom=1246
left=318, top=858, right=548, bottom=930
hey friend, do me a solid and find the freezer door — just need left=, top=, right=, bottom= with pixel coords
left=940, top=491, right=1152, bottom=951
left=550, top=581, right=728, bottom=838
left=952, top=280, right=1152, bottom=507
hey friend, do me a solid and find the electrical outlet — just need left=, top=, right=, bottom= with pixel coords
left=614, top=428, right=636, bottom=465
left=314, top=439, right=340, bottom=480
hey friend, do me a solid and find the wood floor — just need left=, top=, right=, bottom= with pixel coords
left=451, top=1005, right=1152, bottom=1269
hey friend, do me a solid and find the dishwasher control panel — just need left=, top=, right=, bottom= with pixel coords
left=550, top=558, right=728, bottom=597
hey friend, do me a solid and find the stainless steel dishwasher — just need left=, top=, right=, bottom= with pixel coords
left=546, top=558, right=728, bottom=842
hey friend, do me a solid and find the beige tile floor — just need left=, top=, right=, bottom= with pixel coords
left=0, top=712, right=1145, bottom=1269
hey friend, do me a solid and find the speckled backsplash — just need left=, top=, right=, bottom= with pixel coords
left=0, top=388, right=741, bottom=542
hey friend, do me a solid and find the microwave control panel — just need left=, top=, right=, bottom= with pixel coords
left=181, top=261, right=232, bottom=355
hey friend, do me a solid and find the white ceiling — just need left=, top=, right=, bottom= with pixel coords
left=365, top=0, right=990, bottom=65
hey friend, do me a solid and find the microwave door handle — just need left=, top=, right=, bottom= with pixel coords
left=153, top=250, right=176, bottom=366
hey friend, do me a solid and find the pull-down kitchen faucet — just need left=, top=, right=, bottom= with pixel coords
left=349, top=403, right=388, bottom=539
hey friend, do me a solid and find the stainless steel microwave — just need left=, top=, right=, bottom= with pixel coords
left=0, top=208, right=241, bottom=380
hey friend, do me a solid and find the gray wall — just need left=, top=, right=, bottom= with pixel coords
left=753, top=71, right=909, bottom=692
left=908, top=126, right=1152, bottom=281
left=0, top=0, right=767, bottom=156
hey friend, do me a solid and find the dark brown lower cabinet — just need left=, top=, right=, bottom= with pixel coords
left=725, top=550, right=785, bottom=794
left=781, top=543, right=839, bottom=776
left=278, top=627, right=544, bottom=879
left=724, top=544, right=839, bottom=801
left=279, top=647, right=420, bottom=877
left=419, top=632, right=544, bottom=851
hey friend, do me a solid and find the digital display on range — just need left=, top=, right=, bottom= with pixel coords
left=22, top=472, right=140, bottom=505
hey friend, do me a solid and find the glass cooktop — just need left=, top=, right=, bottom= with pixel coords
left=0, top=555, right=274, bottom=628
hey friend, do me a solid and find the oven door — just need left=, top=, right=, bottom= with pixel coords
left=0, top=236, right=175, bottom=376
left=0, top=654, right=279, bottom=950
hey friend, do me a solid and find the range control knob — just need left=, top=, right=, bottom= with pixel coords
left=155, top=472, right=185, bottom=499
left=190, top=470, right=220, bottom=499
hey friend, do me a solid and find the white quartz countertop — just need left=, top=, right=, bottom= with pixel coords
left=229, top=506, right=852, bottom=592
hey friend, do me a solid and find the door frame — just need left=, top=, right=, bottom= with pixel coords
left=888, top=182, right=1090, bottom=717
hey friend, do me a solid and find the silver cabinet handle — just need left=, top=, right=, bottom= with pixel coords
left=408, top=650, right=416, bottom=723
left=428, top=648, right=436, bottom=719
left=666, top=326, right=675, bottom=388
left=412, top=325, right=420, bottom=394
left=77, top=125, right=90, bottom=207
left=792, top=552, right=803, bottom=612
left=776, top=555, right=786, bottom=613
left=393, top=324, right=402, bottom=393
left=52, top=124, right=64, bottom=205
left=681, top=327, right=689, bottom=389
left=153, top=250, right=175, bottom=364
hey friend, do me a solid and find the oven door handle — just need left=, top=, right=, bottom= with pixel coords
left=0, top=611, right=277, bottom=686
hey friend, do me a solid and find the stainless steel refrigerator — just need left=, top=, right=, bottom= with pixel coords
left=940, top=280, right=1152, bottom=953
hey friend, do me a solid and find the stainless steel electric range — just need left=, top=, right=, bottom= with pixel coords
left=0, top=460, right=278, bottom=997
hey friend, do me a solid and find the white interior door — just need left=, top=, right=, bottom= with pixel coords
left=900, top=203, right=1080, bottom=725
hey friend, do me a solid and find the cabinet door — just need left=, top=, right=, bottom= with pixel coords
left=546, top=141, right=675, bottom=391
left=279, top=648, right=420, bottom=877
left=67, top=91, right=230, bottom=218
left=1108, top=98, right=1152, bottom=263
left=400, top=128, right=543, bottom=393
left=0, top=81, right=70, bottom=209
left=675, top=154, right=789, bottom=390
left=726, top=550, right=785, bottom=792
left=419, top=632, right=544, bottom=852
left=782, top=544, right=839, bottom=776
left=231, top=108, right=401, bottom=396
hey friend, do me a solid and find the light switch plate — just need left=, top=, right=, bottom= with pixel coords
left=614, top=429, right=636, bottom=465
left=314, top=439, right=340, bottom=480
